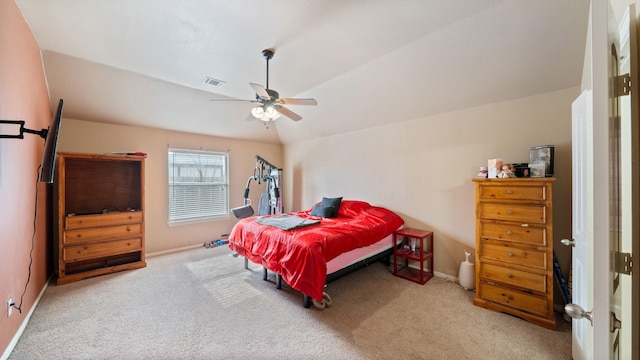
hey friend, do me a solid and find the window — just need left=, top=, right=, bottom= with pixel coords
left=168, top=149, right=229, bottom=224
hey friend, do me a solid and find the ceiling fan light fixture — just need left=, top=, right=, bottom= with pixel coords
left=251, top=106, right=265, bottom=118
left=264, top=105, right=279, bottom=119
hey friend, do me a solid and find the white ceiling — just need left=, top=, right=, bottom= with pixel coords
left=16, top=0, right=590, bottom=145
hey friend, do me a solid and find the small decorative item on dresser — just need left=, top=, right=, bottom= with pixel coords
left=512, top=163, right=530, bottom=178
left=529, top=163, right=546, bottom=178
left=487, top=159, right=503, bottom=178
left=497, top=164, right=516, bottom=178
left=529, top=145, right=554, bottom=177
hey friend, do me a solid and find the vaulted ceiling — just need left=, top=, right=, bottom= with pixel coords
left=16, top=0, right=590, bottom=144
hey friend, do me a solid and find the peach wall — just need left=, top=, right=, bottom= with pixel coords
left=283, top=87, right=576, bottom=295
left=0, top=0, right=53, bottom=355
left=57, top=119, right=283, bottom=254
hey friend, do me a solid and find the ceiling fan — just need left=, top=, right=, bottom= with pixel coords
left=212, top=48, right=317, bottom=122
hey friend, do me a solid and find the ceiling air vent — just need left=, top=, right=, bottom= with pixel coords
left=202, top=77, right=226, bottom=88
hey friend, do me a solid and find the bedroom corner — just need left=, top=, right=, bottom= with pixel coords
left=282, top=87, right=575, bottom=289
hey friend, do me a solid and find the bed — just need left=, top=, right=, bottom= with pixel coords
left=228, top=199, right=404, bottom=307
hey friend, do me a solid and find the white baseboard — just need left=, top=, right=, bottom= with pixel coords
left=146, top=243, right=204, bottom=258
left=1, top=276, right=50, bottom=360
left=434, top=271, right=458, bottom=283
left=389, top=259, right=462, bottom=284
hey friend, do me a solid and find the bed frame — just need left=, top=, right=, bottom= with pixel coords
left=230, top=200, right=404, bottom=307
left=243, top=245, right=394, bottom=308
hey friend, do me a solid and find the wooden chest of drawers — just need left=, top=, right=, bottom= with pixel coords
left=472, top=178, right=556, bottom=330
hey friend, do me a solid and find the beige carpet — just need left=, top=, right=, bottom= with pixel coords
left=9, top=246, right=571, bottom=360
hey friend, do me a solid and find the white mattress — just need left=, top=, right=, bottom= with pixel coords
left=326, top=230, right=396, bottom=275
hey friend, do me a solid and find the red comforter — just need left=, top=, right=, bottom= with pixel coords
left=228, top=200, right=404, bottom=301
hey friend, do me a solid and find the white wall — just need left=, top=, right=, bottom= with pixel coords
left=57, top=119, right=283, bottom=254
left=284, top=87, right=577, bottom=280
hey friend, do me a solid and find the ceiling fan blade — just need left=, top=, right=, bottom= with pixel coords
left=274, top=105, right=302, bottom=121
left=249, top=83, right=270, bottom=100
left=279, top=98, right=318, bottom=106
left=244, top=113, right=256, bottom=122
left=209, top=99, right=258, bottom=103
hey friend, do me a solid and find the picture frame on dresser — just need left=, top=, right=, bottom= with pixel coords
left=529, top=145, right=554, bottom=177
left=529, top=163, right=546, bottom=178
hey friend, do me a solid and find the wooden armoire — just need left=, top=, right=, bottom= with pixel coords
left=55, top=152, right=146, bottom=285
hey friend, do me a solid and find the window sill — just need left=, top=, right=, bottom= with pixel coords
left=168, top=215, right=230, bottom=227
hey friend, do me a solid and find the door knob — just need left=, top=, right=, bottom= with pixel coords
left=565, top=303, right=593, bottom=325
left=561, top=238, right=576, bottom=247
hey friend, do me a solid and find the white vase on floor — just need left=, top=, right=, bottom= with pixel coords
left=458, top=251, right=476, bottom=290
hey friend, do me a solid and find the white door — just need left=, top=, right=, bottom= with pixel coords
left=568, top=2, right=638, bottom=359
left=566, top=2, right=611, bottom=357
left=570, top=89, right=593, bottom=360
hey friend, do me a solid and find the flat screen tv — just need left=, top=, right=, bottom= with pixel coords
left=39, top=99, right=64, bottom=183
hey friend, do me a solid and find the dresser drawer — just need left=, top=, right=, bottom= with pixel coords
left=66, top=211, right=143, bottom=230
left=480, top=222, right=546, bottom=246
left=63, top=238, right=143, bottom=262
left=64, top=224, right=142, bottom=245
left=479, top=203, right=547, bottom=224
left=479, top=263, right=546, bottom=293
left=480, top=282, right=548, bottom=317
left=480, top=242, right=546, bottom=269
left=479, top=185, right=547, bottom=201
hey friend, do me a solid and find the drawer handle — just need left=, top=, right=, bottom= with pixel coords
left=506, top=190, right=513, bottom=194
left=508, top=295, right=514, bottom=301
left=76, top=234, right=82, bottom=238
left=126, top=226, right=131, bottom=232
left=128, top=216, right=133, bottom=220
left=506, top=230, right=513, bottom=236
left=508, top=273, right=514, bottom=278
left=506, top=210, right=513, bottom=215
left=508, top=252, right=514, bottom=257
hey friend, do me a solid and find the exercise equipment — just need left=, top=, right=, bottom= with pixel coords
left=231, top=155, right=282, bottom=219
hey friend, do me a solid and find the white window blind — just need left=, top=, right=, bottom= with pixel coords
left=168, top=149, right=229, bottom=224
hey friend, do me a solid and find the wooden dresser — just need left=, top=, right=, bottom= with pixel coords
left=472, top=178, right=556, bottom=330
left=55, top=152, right=146, bottom=285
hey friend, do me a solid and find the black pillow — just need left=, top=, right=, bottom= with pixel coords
left=321, top=197, right=342, bottom=218
left=310, top=204, right=334, bottom=218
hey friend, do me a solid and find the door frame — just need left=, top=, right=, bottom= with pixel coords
left=591, top=0, right=613, bottom=357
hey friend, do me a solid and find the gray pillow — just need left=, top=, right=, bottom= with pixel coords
left=321, top=197, right=342, bottom=218
left=310, top=204, right=334, bottom=218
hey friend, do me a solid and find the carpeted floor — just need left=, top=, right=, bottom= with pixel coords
left=9, top=246, right=571, bottom=359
